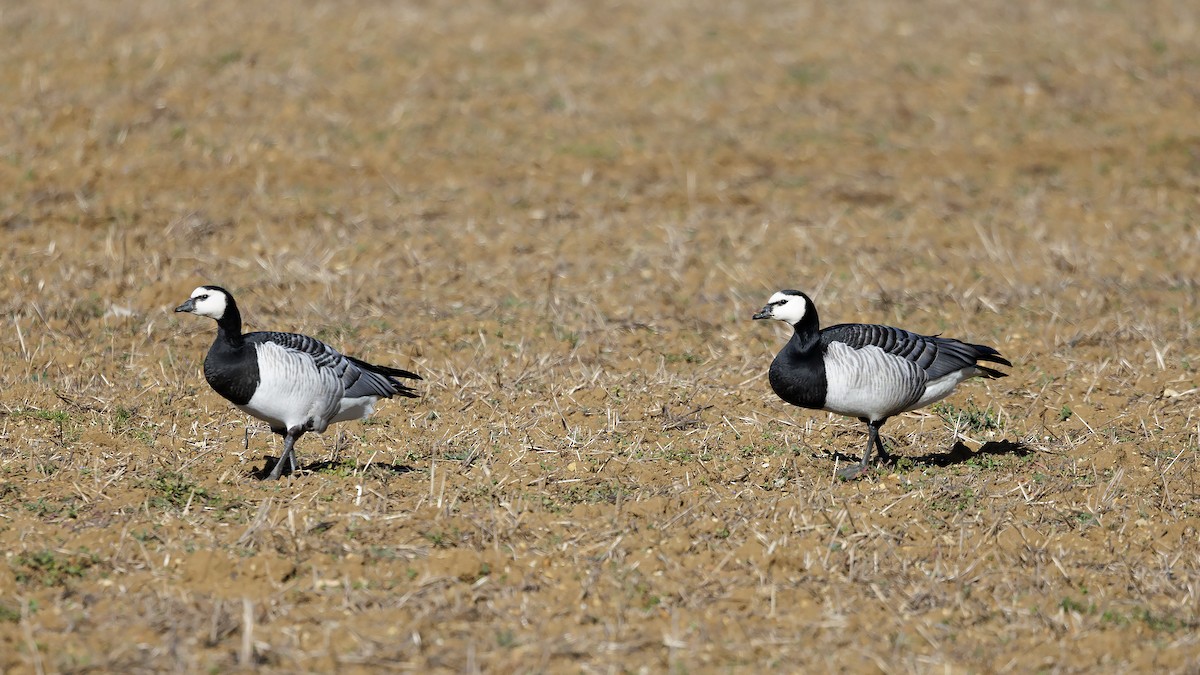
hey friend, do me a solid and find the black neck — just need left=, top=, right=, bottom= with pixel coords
left=214, top=301, right=245, bottom=347
left=788, top=304, right=822, bottom=353
left=202, top=297, right=258, bottom=406
left=767, top=305, right=827, bottom=410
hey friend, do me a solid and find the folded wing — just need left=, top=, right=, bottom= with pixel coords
left=249, top=331, right=420, bottom=399
left=821, top=323, right=1010, bottom=380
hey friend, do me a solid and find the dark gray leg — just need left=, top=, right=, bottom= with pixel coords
left=267, top=427, right=304, bottom=480
left=872, top=420, right=891, bottom=461
left=838, top=418, right=887, bottom=480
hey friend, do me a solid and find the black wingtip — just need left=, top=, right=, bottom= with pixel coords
left=381, top=371, right=422, bottom=397
left=381, top=366, right=423, bottom=381
left=977, top=365, right=1009, bottom=379
left=970, top=343, right=1013, bottom=369
left=978, top=352, right=1013, bottom=368
left=346, top=355, right=422, bottom=381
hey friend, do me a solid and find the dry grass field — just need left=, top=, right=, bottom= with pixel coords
left=2, top=0, right=1200, bottom=671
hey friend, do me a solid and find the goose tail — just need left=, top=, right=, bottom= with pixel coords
left=346, top=355, right=422, bottom=398
left=971, top=343, right=1011, bottom=378
left=347, top=355, right=422, bottom=381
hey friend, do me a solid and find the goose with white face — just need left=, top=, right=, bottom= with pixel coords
left=175, top=286, right=229, bottom=320
left=752, top=286, right=1013, bottom=480
left=173, top=283, right=421, bottom=480
left=752, top=290, right=808, bottom=325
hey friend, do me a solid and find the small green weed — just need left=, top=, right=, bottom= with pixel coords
left=423, top=530, right=450, bottom=548
left=144, top=471, right=213, bottom=510
left=0, top=602, right=21, bottom=623
left=12, top=409, right=76, bottom=445
left=13, top=549, right=100, bottom=587
left=23, top=497, right=78, bottom=520
left=1059, top=596, right=1092, bottom=614
left=0, top=482, right=19, bottom=501
left=1136, top=608, right=1190, bottom=632
left=496, top=629, right=516, bottom=648
left=933, top=402, right=1003, bottom=434
left=315, top=459, right=358, bottom=477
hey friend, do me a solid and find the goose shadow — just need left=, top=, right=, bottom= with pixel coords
left=251, top=456, right=417, bottom=480
left=906, top=439, right=1031, bottom=467
left=821, top=439, right=1030, bottom=471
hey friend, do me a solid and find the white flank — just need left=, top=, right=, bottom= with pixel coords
left=910, top=367, right=979, bottom=410
left=238, top=341, right=343, bottom=432
left=821, top=343, right=924, bottom=421
left=332, top=396, right=379, bottom=424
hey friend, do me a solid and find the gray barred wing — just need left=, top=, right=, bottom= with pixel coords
left=820, top=323, right=987, bottom=380
left=247, top=331, right=418, bottom=399
left=248, top=332, right=347, bottom=370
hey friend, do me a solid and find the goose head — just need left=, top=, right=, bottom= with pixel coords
left=752, top=290, right=811, bottom=326
left=175, top=285, right=232, bottom=320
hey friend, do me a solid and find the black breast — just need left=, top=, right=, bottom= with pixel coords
left=768, top=339, right=827, bottom=411
left=203, top=340, right=260, bottom=406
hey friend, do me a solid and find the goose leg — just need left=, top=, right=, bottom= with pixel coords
left=838, top=419, right=887, bottom=480
left=872, top=419, right=892, bottom=462
left=267, top=427, right=304, bottom=480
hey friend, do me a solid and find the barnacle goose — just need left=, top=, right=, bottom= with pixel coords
left=175, top=285, right=420, bottom=479
left=753, top=290, right=1011, bottom=479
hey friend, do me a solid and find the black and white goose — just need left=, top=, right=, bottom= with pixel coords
left=753, top=290, right=1011, bottom=479
left=175, top=285, right=421, bottom=479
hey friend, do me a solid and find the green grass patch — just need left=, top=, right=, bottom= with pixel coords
left=23, top=497, right=78, bottom=520
left=13, top=549, right=101, bottom=587
left=933, top=401, right=1004, bottom=434
left=143, top=471, right=220, bottom=510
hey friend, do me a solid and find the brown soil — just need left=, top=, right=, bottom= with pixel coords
left=2, top=0, right=1199, bottom=671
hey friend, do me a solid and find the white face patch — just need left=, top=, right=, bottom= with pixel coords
left=766, top=291, right=807, bottom=324
left=188, top=287, right=228, bottom=320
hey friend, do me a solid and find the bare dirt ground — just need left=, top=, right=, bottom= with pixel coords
left=2, top=0, right=1199, bottom=671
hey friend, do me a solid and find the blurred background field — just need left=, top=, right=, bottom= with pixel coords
left=1, top=0, right=1199, bottom=671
